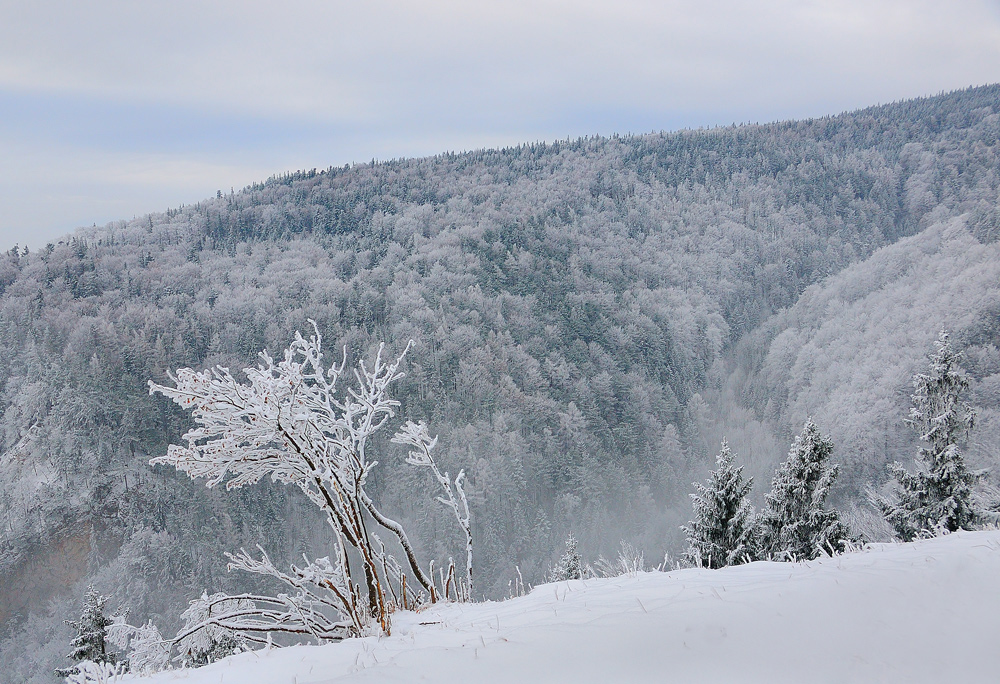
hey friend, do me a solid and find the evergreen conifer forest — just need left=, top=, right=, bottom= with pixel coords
left=2, top=85, right=1000, bottom=680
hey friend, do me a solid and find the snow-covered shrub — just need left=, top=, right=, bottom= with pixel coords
left=107, top=608, right=171, bottom=676
left=681, top=440, right=757, bottom=568
left=62, top=660, right=125, bottom=684
left=124, top=621, right=170, bottom=675
left=840, top=501, right=893, bottom=543
left=595, top=541, right=645, bottom=577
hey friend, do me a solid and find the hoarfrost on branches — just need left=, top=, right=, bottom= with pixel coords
left=174, top=592, right=252, bottom=667
left=594, top=541, right=645, bottom=577
left=392, top=419, right=472, bottom=600
left=61, top=660, right=125, bottom=684
left=124, top=622, right=170, bottom=675
left=148, top=321, right=470, bottom=646
left=107, top=614, right=170, bottom=676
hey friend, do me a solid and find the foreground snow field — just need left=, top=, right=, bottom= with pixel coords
left=133, top=531, right=1000, bottom=684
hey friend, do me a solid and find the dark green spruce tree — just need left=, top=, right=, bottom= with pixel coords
left=760, top=422, right=849, bottom=560
left=682, top=441, right=757, bottom=569
left=876, top=332, right=984, bottom=540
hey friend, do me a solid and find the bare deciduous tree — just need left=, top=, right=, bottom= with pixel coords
left=149, top=321, right=469, bottom=641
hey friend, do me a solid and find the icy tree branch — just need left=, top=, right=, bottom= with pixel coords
left=148, top=321, right=465, bottom=642
left=393, top=420, right=473, bottom=600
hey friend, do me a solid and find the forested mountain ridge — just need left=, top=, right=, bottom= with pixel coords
left=1, top=85, right=999, bottom=681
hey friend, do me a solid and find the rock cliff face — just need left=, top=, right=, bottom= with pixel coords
left=1, top=529, right=92, bottom=625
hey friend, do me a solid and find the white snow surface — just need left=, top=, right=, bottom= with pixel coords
left=133, top=531, right=1000, bottom=683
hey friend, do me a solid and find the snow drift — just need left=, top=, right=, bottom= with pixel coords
left=126, top=530, right=1000, bottom=683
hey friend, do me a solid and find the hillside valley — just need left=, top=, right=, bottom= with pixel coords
left=1, top=85, right=1000, bottom=680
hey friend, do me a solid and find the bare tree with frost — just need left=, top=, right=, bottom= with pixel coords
left=148, top=321, right=469, bottom=643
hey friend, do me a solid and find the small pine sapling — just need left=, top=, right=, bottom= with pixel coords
left=548, top=534, right=584, bottom=581
left=760, top=421, right=849, bottom=560
left=56, top=587, right=118, bottom=678
left=681, top=440, right=757, bottom=568
left=875, top=332, right=986, bottom=540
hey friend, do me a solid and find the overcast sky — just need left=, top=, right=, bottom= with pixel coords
left=2, top=0, right=1000, bottom=249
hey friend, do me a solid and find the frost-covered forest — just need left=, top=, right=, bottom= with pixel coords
left=2, top=84, right=1000, bottom=681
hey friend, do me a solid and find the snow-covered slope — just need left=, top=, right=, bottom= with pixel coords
left=135, top=531, right=1000, bottom=684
